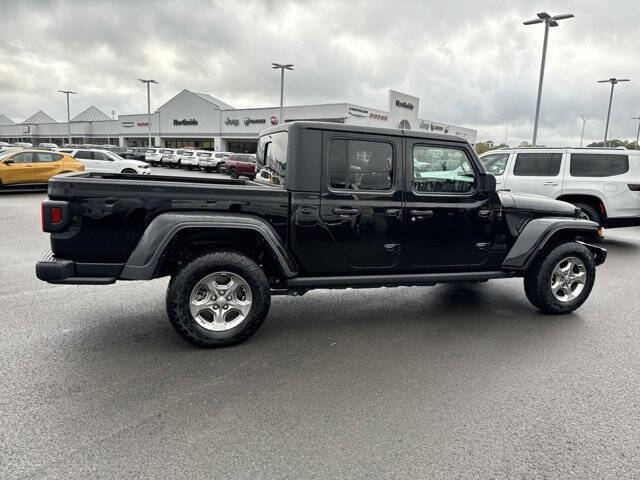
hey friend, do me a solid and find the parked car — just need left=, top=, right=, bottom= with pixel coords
left=145, top=148, right=163, bottom=166
left=160, top=148, right=184, bottom=168
left=0, top=142, right=10, bottom=148
left=12, top=142, right=33, bottom=148
left=255, top=168, right=284, bottom=186
left=224, top=153, right=256, bottom=179
left=122, top=147, right=147, bottom=161
left=479, top=147, right=640, bottom=228
left=38, top=143, right=59, bottom=150
left=198, top=151, right=231, bottom=172
left=0, top=149, right=84, bottom=188
left=61, top=148, right=150, bottom=175
left=36, top=121, right=606, bottom=348
left=178, top=149, right=200, bottom=170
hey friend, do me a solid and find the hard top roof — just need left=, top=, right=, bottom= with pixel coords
left=259, top=121, right=470, bottom=144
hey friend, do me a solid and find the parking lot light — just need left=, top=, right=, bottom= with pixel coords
left=598, top=78, right=630, bottom=146
left=523, top=12, right=574, bottom=146
left=579, top=115, right=586, bottom=147
left=138, top=79, right=158, bottom=147
left=271, top=63, right=294, bottom=126
left=58, top=90, right=77, bottom=145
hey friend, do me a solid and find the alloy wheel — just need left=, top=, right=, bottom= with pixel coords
left=550, top=256, right=587, bottom=302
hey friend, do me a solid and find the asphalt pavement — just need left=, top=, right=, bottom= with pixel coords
left=1, top=172, right=640, bottom=479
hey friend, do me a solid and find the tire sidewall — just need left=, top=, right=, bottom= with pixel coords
left=575, top=202, right=602, bottom=226
left=167, top=252, right=271, bottom=346
left=526, top=242, right=596, bottom=314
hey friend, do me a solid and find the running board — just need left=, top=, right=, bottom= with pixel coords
left=286, top=271, right=512, bottom=288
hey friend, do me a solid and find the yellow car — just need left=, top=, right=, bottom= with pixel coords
left=0, top=149, right=84, bottom=188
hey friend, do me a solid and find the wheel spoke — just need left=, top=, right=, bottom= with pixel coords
left=549, top=256, right=588, bottom=303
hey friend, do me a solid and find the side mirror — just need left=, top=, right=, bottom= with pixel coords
left=4, top=159, right=14, bottom=165
left=478, top=173, right=496, bottom=194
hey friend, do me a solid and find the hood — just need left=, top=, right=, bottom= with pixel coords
left=122, top=159, right=148, bottom=167
left=498, top=191, right=578, bottom=216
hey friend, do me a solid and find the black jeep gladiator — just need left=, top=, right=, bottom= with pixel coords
left=36, top=122, right=607, bottom=347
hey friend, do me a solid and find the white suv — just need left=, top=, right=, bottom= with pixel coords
left=61, top=148, right=150, bottom=175
left=480, top=147, right=640, bottom=228
left=199, top=151, right=232, bottom=172
left=145, top=148, right=163, bottom=166
left=179, top=149, right=199, bottom=169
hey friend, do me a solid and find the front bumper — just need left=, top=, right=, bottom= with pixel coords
left=35, top=251, right=121, bottom=285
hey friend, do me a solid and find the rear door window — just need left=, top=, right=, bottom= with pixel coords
left=36, top=152, right=61, bottom=162
left=74, top=151, right=93, bottom=160
left=570, top=153, right=629, bottom=177
left=329, top=139, right=392, bottom=191
left=514, top=153, right=562, bottom=176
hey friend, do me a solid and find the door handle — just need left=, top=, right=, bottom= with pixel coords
left=332, top=207, right=359, bottom=216
left=385, top=208, right=401, bottom=217
left=543, top=181, right=558, bottom=186
left=409, top=209, right=434, bottom=222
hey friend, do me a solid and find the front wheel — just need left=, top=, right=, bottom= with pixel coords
left=524, top=242, right=596, bottom=314
left=166, top=252, right=271, bottom=347
left=121, top=168, right=137, bottom=174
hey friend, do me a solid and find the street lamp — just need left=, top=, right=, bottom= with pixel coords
left=58, top=90, right=77, bottom=145
left=524, top=12, right=574, bottom=146
left=579, top=115, right=586, bottom=147
left=271, top=63, right=294, bottom=125
left=631, top=116, right=640, bottom=148
left=138, top=79, right=158, bottom=147
left=598, top=77, right=630, bottom=146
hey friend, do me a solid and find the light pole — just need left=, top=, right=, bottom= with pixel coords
left=524, top=12, right=574, bottom=146
left=58, top=90, right=77, bottom=145
left=632, top=116, right=640, bottom=148
left=271, top=63, right=294, bottom=125
left=598, top=78, right=630, bottom=146
left=579, top=115, right=586, bottom=147
left=138, top=79, right=158, bottom=147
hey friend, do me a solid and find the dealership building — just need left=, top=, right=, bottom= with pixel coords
left=0, top=89, right=476, bottom=152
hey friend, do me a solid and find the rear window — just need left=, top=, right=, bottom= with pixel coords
left=160, top=149, right=173, bottom=154
left=514, top=153, right=562, bottom=176
left=480, top=153, right=509, bottom=176
left=570, top=153, right=629, bottom=177
left=181, top=151, right=193, bottom=156
left=257, top=132, right=288, bottom=185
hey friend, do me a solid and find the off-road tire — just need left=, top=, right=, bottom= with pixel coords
left=166, top=252, right=271, bottom=347
left=574, top=202, right=602, bottom=226
left=524, top=241, right=595, bottom=314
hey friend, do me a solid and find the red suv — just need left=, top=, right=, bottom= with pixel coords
left=224, top=154, right=256, bottom=180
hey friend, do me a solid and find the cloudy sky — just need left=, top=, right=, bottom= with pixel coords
left=1, top=0, right=639, bottom=145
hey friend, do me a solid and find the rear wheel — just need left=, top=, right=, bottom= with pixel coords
left=166, top=252, right=271, bottom=347
left=574, top=202, right=602, bottom=226
left=229, top=168, right=239, bottom=179
left=524, top=242, right=595, bottom=314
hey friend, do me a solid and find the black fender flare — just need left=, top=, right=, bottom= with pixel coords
left=120, top=212, right=298, bottom=280
left=502, top=217, right=602, bottom=270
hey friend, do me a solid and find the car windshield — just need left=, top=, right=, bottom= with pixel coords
left=0, top=150, right=16, bottom=160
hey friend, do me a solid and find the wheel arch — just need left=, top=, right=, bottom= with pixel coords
left=120, top=211, right=298, bottom=282
left=502, top=217, right=602, bottom=271
left=556, top=193, right=607, bottom=219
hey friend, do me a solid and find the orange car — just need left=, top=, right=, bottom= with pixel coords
left=0, top=149, right=84, bottom=188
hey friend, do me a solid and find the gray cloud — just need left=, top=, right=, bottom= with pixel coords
left=0, top=0, right=638, bottom=146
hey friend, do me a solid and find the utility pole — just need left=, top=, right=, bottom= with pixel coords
left=598, top=78, right=630, bottom=146
left=632, top=116, right=640, bottom=148
left=58, top=90, right=77, bottom=145
left=138, top=79, right=158, bottom=147
left=523, top=12, right=574, bottom=146
left=579, top=115, right=586, bottom=147
left=271, top=63, right=294, bottom=125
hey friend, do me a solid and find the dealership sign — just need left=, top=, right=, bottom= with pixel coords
left=395, top=100, right=414, bottom=110
left=173, top=118, right=198, bottom=126
left=270, top=115, right=278, bottom=125
left=243, top=117, right=266, bottom=126
left=369, top=112, right=388, bottom=121
left=121, top=121, right=134, bottom=128
left=420, top=120, right=449, bottom=134
left=348, top=106, right=369, bottom=117
left=137, top=121, right=149, bottom=127
left=225, top=117, right=239, bottom=126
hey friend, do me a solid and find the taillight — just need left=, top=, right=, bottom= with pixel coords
left=51, top=207, right=62, bottom=224
left=628, top=183, right=640, bottom=191
left=41, top=202, right=45, bottom=232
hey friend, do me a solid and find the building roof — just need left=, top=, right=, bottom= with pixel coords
left=0, top=114, right=16, bottom=126
left=192, top=91, right=234, bottom=109
left=71, top=105, right=112, bottom=122
left=21, top=110, right=57, bottom=124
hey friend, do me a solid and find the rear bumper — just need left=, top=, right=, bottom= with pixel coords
left=605, top=216, right=640, bottom=228
left=35, top=251, right=121, bottom=285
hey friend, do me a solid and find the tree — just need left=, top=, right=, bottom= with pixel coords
left=519, top=141, right=531, bottom=147
left=475, top=142, right=490, bottom=154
